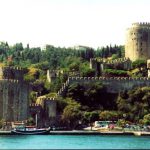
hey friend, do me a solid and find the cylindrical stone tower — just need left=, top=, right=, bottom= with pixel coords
left=125, top=22, right=150, bottom=61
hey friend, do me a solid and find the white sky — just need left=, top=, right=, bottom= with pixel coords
left=0, top=0, right=150, bottom=48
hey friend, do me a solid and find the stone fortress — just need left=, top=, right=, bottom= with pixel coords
left=32, top=22, right=150, bottom=127
left=2, top=22, right=150, bottom=128
left=52, top=22, right=150, bottom=96
left=89, top=22, right=150, bottom=77
left=0, top=66, right=57, bottom=128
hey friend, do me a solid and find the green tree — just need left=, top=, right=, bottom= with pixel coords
left=29, top=91, right=38, bottom=103
left=67, top=83, right=85, bottom=102
left=99, top=111, right=120, bottom=121
left=81, top=68, right=95, bottom=77
left=132, top=59, right=146, bottom=70
left=69, top=62, right=80, bottom=71
left=84, top=82, right=106, bottom=108
left=142, top=114, right=150, bottom=125
left=61, top=98, right=82, bottom=129
left=103, top=69, right=128, bottom=77
left=117, top=87, right=150, bottom=122
left=83, top=111, right=99, bottom=130
left=0, top=119, right=4, bottom=128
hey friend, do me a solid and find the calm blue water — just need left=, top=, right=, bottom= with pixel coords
left=0, top=135, right=150, bottom=149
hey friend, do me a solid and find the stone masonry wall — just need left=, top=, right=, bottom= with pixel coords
left=0, top=66, right=30, bottom=122
left=0, top=79, right=29, bottom=121
left=1, top=66, right=27, bottom=80
left=90, top=58, right=132, bottom=76
left=58, top=77, right=150, bottom=94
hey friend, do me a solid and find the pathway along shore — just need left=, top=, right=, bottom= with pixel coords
left=0, top=130, right=150, bottom=136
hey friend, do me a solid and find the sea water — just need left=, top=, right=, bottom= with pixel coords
left=0, top=135, right=150, bottom=149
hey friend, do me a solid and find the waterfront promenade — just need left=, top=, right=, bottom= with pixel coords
left=1, top=130, right=150, bottom=136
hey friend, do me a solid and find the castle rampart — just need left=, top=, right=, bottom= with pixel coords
left=57, top=77, right=150, bottom=94
left=90, top=58, right=132, bottom=76
left=0, top=79, right=29, bottom=121
left=0, top=66, right=27, bottom=80
left=0, top=67, right=30, bottom=122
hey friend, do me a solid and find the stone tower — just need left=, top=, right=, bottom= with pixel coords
left=0, top=67, right=30, bottom=122
left=125, top=22, right=150, bottom=61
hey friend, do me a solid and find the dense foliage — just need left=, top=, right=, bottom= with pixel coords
left=103, top=69, right=128, bottom=77
left=65, top=82, right=117, bottom=110
left=0, top=42, right=124, bottom=69
left=117, top=87, right=150, bottom=122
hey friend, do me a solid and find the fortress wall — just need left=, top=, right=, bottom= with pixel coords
left=36, top=97, right=56, bottom=118
left=1, top=67, right=27, bottom=80
left=18, top=82, right=30, bottom=120
left=90, top=58, right=132, bottom=76
left=44, top=99, right=56, bottom=118
left=0, top=80, right=29, bottom=122
left=0, top=83, right=3, bottom=119
left=58, top=77, right=150, bottom=94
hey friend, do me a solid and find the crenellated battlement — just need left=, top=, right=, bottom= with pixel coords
left=132, top=22, right=150, bottom=27
left=0, top=79, right=24, bottom=83
left=30, top=103, right=41, bottom=107
left=90, top=57, right=130, bottom=64
left=68, top=76, right=150, bottom=81
left=2, top=66, right=24, bottom=71
left=90, top=57, right=132, bottom=75
left=57, top=76, right=150, bottom=95
left=0, top=66, right=27, bottom=80
left=35, top=95, right=56, bottom=120
left=0, top=66, right=27, bottom=81
left=36, top=95, right=56, bottom=106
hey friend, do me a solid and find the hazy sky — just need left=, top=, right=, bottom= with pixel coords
left=0, top=0, right=150, bottom=48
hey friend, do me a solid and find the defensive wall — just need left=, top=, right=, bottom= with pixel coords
left=0, top=66, right=27, bottom=80
left=35, top=96, right=57, bottom=126
left=36, top=97, right=56, bottom=118
left=58, top=77, right=150, bottom=94
left=0, top=79, right=29, bottom=122
left=0, top=66, right=30, bottom=122
left=90, top=58, right=132, bottom=76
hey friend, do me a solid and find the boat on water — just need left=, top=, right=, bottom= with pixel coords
left=11, top=126, right=51, bottom=135
left=11, top=114, right=51, bottom=135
